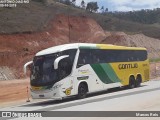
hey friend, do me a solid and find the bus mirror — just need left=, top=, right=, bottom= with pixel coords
left=54, top=55, right=69, bottom=70
left=24, top=61, right=33, bottom=75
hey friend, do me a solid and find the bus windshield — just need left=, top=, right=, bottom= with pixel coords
left=31, top=53, right=59, bottom=86
left=30, top=49, right=77, bottom=86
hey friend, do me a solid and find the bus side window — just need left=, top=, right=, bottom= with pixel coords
left=79, top=57, right=86, bottom=64
left=77, top=49, right=92, bottom=68
left=59, top=58, right=72, bottom=80
left=92, top=49, right=105, bottom=64
left=92, top=55, right=100, bottom=64
left=77, top=51, right=85, bottom=67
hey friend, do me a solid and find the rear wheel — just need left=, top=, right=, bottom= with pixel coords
left=135, top=75, right=142, bottom=87
left=77, top=83, right=88, bottom=99
left=128, top=76, right=135, bottom=89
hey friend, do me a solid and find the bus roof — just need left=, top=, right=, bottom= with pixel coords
left=36, top=43, right=146, bottom=56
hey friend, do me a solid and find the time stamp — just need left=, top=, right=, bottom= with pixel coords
left=0, top=0, right=29, bottom=7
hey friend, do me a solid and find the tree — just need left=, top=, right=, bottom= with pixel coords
left=71, top=0, right=76, bottom=6
left=86, top=2, right=99, bottom=12
left=105, top=8, right=108, bottom=12
left=64, top=0, right=71, bottom=5
left=81, top=0, right=85, bottom=9
left=101, top=6, right=104, bottom=13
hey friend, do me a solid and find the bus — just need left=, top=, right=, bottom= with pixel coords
left=24, top=43, right=150, bottom=99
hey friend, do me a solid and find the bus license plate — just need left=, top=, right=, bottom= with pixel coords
left=39, top=95, right=44, bottom=97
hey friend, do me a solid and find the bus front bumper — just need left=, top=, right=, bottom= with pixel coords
left=30, top=89, right=62, bottom=100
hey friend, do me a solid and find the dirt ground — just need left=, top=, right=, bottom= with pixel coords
left=150, top=62, right=160, bottom=79
left=0, top=62, right=160, bottom=108
left=0, top=78, right=30, bottom=108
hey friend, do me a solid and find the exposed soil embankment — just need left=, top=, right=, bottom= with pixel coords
left=0, top=14, right=160, bottom=79
left=0, top=14, right=106, bottom=78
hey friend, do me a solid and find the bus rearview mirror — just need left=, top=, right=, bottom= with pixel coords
left=54, top=55, right=69, bottom=70
left=24, top=61, right=33, bottom=75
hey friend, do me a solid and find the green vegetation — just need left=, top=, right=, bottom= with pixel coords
left=149, top=58, right=160, bottom=62
left=1, top=0, right=160, bottom=39
left=108, top=8, right=160, bottom=24
left=86, top=2, right=99, bottom=12
left=52, top=0, right=160, bottom=39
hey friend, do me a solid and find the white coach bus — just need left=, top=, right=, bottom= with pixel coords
left=24, top=43, right=149, bottom=99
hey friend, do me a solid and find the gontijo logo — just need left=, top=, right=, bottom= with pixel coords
left=118, top=63, right=138, bottom=70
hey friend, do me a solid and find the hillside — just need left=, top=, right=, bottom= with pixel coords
left=108, top=8, right=160, bottom=24
left=0, top=1, right=160, bottom=39
left=0, top=13, right=106, bottom=78
left=102, top=32, right=160, bottom=59
left=0, top=0, right=160, bottom=79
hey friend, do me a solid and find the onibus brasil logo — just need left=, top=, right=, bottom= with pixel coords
left=1, top=112, right=42, bottom=118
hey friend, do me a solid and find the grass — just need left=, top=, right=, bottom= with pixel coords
left=149, top=58, right=160, bottom=62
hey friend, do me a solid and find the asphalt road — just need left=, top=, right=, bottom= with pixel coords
left=0, top=79, right=160, bottom=120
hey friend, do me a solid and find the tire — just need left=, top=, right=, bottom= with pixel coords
left=128, top=76, right=135, bottom=89
left=77, top=83, right=87, bottom=99
left=135, top=75, right=142, bottom=87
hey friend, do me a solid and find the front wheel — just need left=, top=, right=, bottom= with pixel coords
left=77, top=83, right=87, bottom=99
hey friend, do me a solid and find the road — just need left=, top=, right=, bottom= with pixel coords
left=0, top=79, right=160, bottom=120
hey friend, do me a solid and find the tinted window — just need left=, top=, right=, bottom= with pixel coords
left=31, top=53, right=59, bottom=86
left=59, top=49, right=77, bottom=79
left=93, top=50, right=147, bottom=63
left=77, top=49, right=92, bottom=67
left=77, top=49, right=147, bottom=67
left=31, top=49, right=77, bottom=86
left=62, top=49, right=77, bottom=65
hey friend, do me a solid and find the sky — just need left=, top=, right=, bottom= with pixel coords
left=76, top=0, right=160, bottom=11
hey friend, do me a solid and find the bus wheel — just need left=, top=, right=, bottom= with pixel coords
left=135, top=75, right=142, bottom=87
left=128, top=76, right=135, bottom=89
left=77, top=83, right=88, bottom=99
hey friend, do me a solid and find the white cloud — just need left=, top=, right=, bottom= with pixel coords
left=116, top=6, right=133, bottom=11
left=109, top=0, right=131, bottom=6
